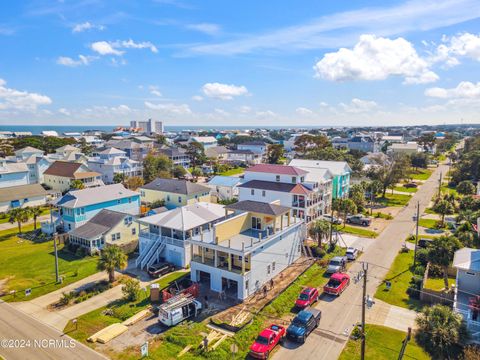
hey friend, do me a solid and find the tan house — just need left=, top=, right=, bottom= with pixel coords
left=139, top=178, right=211, bottom=209
left=43, top=161, right=104, bottom=192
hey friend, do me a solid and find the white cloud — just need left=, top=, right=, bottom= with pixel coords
left=339, top=98, right=378, bottom=113
left=72, top=22, right=105, bottom=33
left=149, top=85, right=162, bottom=97
left=239, top=105, right=252, bottom=113
left=91, top=41, right=124, bottom=56
left=56, top=55, right=95, bottom=67
left=296, top=107, right=314, bottom=115
left=214, top=108, right=229, bottom=116
left=58, top=108, right=71, bottom=116
left=192, top=95, right=203, bottom=101
left=425, top=81, right=480, bottom=99
left=314, top=35, right=438, bottom=84
left=256, top=110, right=276, bottom=118
left=433, top=33, right=480, bottom=66
left=144, top=101, right=192, bottom=115
left=186, top=0, right=480, bottom=55
left=202, top=82, right=249, bottom=100
left=0, top=78, right=52, bottom=111
left=119, top=39, right=158, bottom=53
left=186, top=23, right=220, bottom=35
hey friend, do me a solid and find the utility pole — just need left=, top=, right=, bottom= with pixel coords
left=438, top=172, right=443, bottom=199
left=50, top=203, right=60, bottom=283
left=329, top=206, right=334, bottom=248
left=361, top=262, right=368, bottom=360
left=397, top=327, right=412, bottom=360
left=413, top=201, right=420, bottom=267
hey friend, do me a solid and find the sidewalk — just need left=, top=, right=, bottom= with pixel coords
left=366, top=299, right=417, bottom=332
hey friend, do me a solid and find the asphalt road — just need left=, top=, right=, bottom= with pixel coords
left=274, top=162, right=449, bottom=360
left=0, top=300, right=107, bottom=360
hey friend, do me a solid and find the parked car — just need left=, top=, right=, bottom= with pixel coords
left=346, top=247, right=359, bottom=261
left=323, top=273, right=350, bottom=296
left=418, top=238, right=433, bottom=248
left=148, top=262, right=175, bottom=278
left=249, top=324, right=286, bottom=359
left=286, top=309, right=321, bottom=343
left=325, top=256, right=347, bottom=274
left=321, top=215, right=342, bottom=225
left=346, top=214, right=372, bottom=227
left=295, top=287, right=319, bottom=309
left=404, top=182, right=418, bottom=188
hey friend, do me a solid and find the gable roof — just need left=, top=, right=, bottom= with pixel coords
left=138, top=202, right=225, bottom=231
left=99, top=147, right=126, bottom=155
left=141, top=178, right=210, bottom=195
left=69, top=209, right=128, bottom=239
left=246, top=164, right=307, bottom=176
left=56, top=183, right=139, bottom=208
left=239, top=180, right=312, bottom=194
left=43, top=161, right=83, bottom=177
left=0, top=183, right=47, bottom=203
left=289, top=159, right=351, bottom=176
left=226, top=200, right=290, bottom=216
left=191, top=136, right=217, bottom=143
left=15, top=146, right=44, bottom=155
left=56, top=145, right=79, bottom=153
left=453, top=248, right=480, bottom=272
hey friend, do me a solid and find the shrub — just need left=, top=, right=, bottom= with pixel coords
left=122, top=278, right=141, bottom=302
left=75, top=246, right=86, bottom=257
left=413, top=265, right=426, bottom=276
left=59, top=291, right=75, bottom=306
left=407, top=276, right=423, bottom=299
left=310, top=245, right=326, bottom=258
left=428, top=264, right=444, bottom=278
left=416, top=249, right=429, bottom=266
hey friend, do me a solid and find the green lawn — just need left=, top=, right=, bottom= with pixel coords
left=377, top=193, right=412, bottom=207
left=424, top=276, right=455, bottom=291
left=394, top=186, right=418, bottom=193
left=409, top=169, right=433, bottom=181
left=336, top=225, right=378, bottom=238
left=339, top=324, right=430, bottom=360
left=418, top=218, right=441, bottom=229
left=0, top=226, right=99, bottom=301
left=0, top=207, right=50, bottom=224
left=219, top=167, right=244, bottom=176
left=441, top=185, right=458, bottom=196
left=374, top=250, right=423, bottom=311
left=64, top=271, right=189, bottom=344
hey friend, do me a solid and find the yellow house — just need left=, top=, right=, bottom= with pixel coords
left=43, top=161, right=103, bottom=192
left=139, top=178, right=211, bottom=209
left=68, top=209, right=139, bottom=254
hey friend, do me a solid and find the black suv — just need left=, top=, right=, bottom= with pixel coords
left=147, top=262, right=175, bottom=278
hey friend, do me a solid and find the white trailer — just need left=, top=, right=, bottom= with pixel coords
left=158, top=294, right=202, bottom=327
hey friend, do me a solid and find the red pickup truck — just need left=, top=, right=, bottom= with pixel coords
left=323, top=273, right=350, bottom=296
left=295, top=287, right=319, bottom=309
left=249, top=324, right=286, bottom=359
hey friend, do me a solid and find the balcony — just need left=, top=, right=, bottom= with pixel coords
left=139, top=230, right=185, bottom=248
left=191, top=255, right=247, bottom=275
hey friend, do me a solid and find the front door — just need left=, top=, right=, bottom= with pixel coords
left=252, top=216, right=262, bottom=230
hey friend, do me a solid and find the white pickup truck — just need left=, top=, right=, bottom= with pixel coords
left=158, top=294, right=202, bottom=327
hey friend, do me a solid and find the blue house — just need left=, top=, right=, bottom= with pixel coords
left=54, top=183, right=141, bottom=231
left=0, top=158, right=30, bottom=189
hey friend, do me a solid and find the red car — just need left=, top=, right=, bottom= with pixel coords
left=249, top=324, right=286, bottom=359
left=323, top=273, right=350, bottom=296
left=295, top=287, right=319, bottom=309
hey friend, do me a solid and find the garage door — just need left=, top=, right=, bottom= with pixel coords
left=168, top=250, right=182, bottom=267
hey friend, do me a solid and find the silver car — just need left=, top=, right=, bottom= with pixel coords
left=346, top=247, right=359, bottom=261
left=326, top=256, right=347, bottom=273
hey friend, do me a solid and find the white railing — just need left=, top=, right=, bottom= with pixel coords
left=140, top=237, right=165, bottom=269
left=135, top=237, right=157, bottom=267
left=139, top=230, right=185, bottom=248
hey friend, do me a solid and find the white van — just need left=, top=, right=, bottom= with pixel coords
left=158, top=294, right=202, bottom=327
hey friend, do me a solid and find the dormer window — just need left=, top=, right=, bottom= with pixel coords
left=276, top=175, right=280, bottom=182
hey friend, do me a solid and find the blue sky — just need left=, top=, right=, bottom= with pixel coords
left=0, top=0, right=480, bottom=127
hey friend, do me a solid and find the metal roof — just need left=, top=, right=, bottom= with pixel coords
left=289, top=159, right=351, bottom=176
left=207, top=176, right=242, bottom=187
left=226, top=200, right=290, bottom=216
left=453, top=248, right=480, bottom=272
left=56, top=183, right=139, bottom=208
left=239, top=180, right=312, bottom=194
left=141, top=178, right=210, bottom=195
left=246, top=164, right=308, bottom=176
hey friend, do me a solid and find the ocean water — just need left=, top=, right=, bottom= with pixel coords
left=0, top=124, right=306, bottom=135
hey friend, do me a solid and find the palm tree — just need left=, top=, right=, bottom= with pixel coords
left=70, top=179, right=85, bottom=190
left=333, top=198, right=357, bottom=228
left=97, top=246, right=128, bottom=283
left=29, top=206, right=43, bottom=230
left=8, top=208, right=30, bottom=233
left=427, top=235, right=461, bottom=289
left=433, top=199, right=455, bottom=227
left=309, top=220, right=330, bottom=247
left=415, top=304, right=466, bottom=359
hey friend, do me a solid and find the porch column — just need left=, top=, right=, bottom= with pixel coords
left=201, top=247, right=205, bottom=263
left=280, top=215, right=284, bottom=230
left=287, top=212, right=291, bottom=226
left=241, top=256, right=245, bottom=274
left=228, top=252, right=232, bottom=271
left=214, top=250, right=218, bottom=267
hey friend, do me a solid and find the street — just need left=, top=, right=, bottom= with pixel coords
left=0, top=300, right=107, bottom=360
left=274, top=162, right=448, bottom=360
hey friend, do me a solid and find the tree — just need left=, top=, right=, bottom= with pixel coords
left=417, top=133, right=437, bottom=152
left=415, top=304, right=466, bottom=359
left=186, top=142, right=206, bottom=169
left=266, top=144, right=284, bottom=164
left=29, top=206, right=43, bottom=230
left=172, top=165, right=187, bottom=179
left=122, top=278, right=141, bottom=301
left=457, top=180, right=476, bottom=196
left=8, top=208, right=30, bottom=233
left=332, top=198, right=357, bottom=228
left=294, top=134, right=330, bottom=156
left=97, top=246, right=128, bottom=283
left=411, top=152, right=429, bottom=170
left=349, top=184, right=366, bottom=212
left=113, top=173, right=125, bottom=184
left=427, top=235, right=462, bottom=289
left=368, top=154, right=410, bottom=197
left=309, top=220, right=330, bottom=247
left=143, top=153, right=173, bottom=183
left=70, top=179, right=85, bottom=190
left=124, top=176, right=144, bottom=190
left=463, top=345, right=480, bottom=360
left=191, top=168, right=202, bottom=181
left=364, top=180, right=383, bottom=214
left=433, top=199, right=455, bottom=227
left=78, top=138, right=94, bottom=156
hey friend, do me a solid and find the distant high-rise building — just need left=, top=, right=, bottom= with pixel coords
left=154, top=121, right=164, bottom=134
left=130, top=120, right=138, bottom=128
left=130, top=119, right=163, bottom=134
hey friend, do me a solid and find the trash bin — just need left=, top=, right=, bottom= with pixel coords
left=150, top=283, right=160, bottom=302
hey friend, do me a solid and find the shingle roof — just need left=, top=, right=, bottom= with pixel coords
left=226, top=200, right=290, bottom=216
left=0, top=183, right=47, bottom=203
left=99, top=147, right=125, bottom=155
left=56, top=183, right=139, bottom=208
left=138, top=202, right=225, bottom=231
left=239, top=180, right=312, bottom=194
left=14, top=146, right=44, bottom=155
left=238, top=141, right=266, bottom=146
left=141, top=178, right=210, bottom=195
left=158, top=147, right=187, bottom=157
left=43, top=161, right=83, bottom=177
left=246, top=164, right=307, bottom=176
left=69, top=209, right=128, bottom=239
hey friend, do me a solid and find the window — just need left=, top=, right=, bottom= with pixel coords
left=132, top=228, right=136, bottom=235
left=276, top=175, right=280, bottom=182
left=238, top=255, right=242, bottom=261
left=251, top=189, right=255, bottom=196
left=292, top=176, right=297, bottom=183
left=128, top=197, right=132, bottom=203
left=167, top=195, right=170, bottom=201
left=140, top=190, right=145, bottom=197
left=24, top=198, right=29, bottom=202
left=262, top=190, right=266, bottom=197
left=272, top=261, right=276, bottom=271
left=178, top=196, right=182, bottom=203
left=252, top=216, right=262, bottom=230
left=117, top=199, right=121, bottom=204
left=267, top=265, right=271, bottom=275
left=111, top=234, right=116, bottom=241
